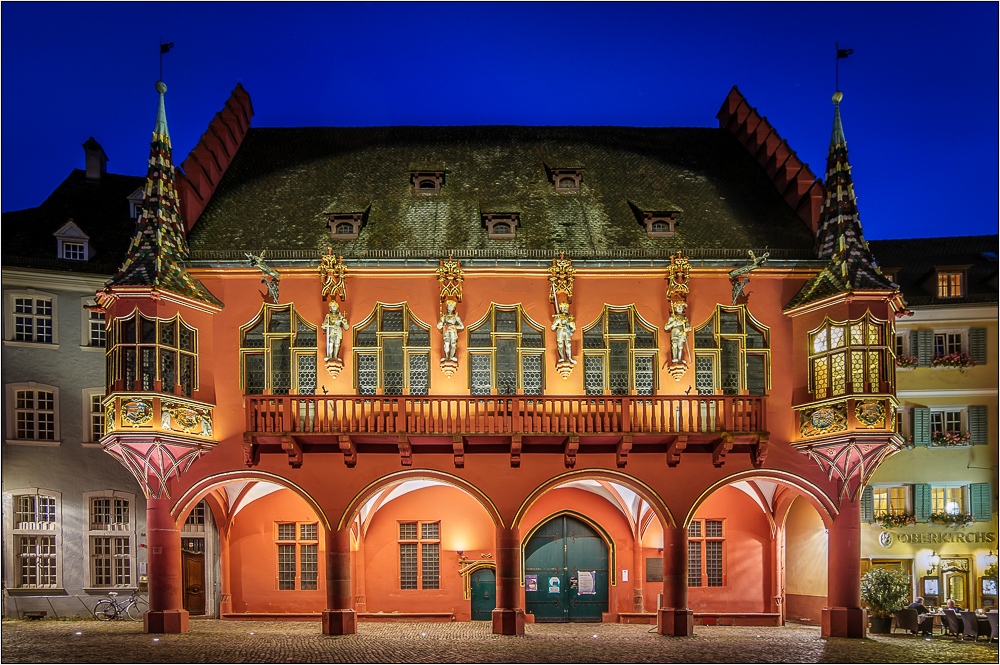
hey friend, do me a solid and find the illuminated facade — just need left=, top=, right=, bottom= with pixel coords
left=89, top=82, right=907, bottom=637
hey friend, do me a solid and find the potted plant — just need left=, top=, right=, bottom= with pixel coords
left=931, top=352, right=977, bottom=372
left=876, top=512, right=915, bottom=529
left=929, top=512, right=975, bottom=526
left=895, top=354, right=919, bottom=370
left=860, top=567, right=910, bottom=633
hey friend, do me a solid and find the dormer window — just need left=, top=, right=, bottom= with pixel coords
left=482, top=213, right=520, bottom=240
left=326, top=212, right=366, bottom=241
left=936, top=269, right=966, bottom=298
left=127, top=187, right=144, bottom=221
left=629, top=201, right=681, bottom=239
left=410, top=171, right=444, bottom=195
left=550, top=168, right=582, bottom=194
left=53, top=220, right=91, bottom=261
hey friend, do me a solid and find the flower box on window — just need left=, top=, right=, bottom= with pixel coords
left=895, top=355, right=919, bottom=371
left=930, top=353, right=976, bottom=372
left=930, top=431, right=972, bottom=447
left=875, top=512, right=915, bottom=529
left=929, top=512, right=974, bottom=527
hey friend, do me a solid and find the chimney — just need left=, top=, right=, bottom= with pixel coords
left=83, top=137, right=108, bottom=181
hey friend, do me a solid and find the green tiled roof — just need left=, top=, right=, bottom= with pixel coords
left=187, top=126, right=817, bottom=257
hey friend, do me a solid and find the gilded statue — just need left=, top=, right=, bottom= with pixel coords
left=664, top=301, right=691, bottom=364
left=551, top=301, right=577, bottom=364
left=322, top=301, right=349, bottom=361
left=437, top=300, right=464, bottom=362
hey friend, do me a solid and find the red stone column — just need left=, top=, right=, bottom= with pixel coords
left=322, top=527, right=357, bottom=635
left=492, top=525, right=525, bottom=635
left=658, top=525, right=693, bottom=636
left=144, top=496, right=189, bottom=633
left=218, top=527, right=233, bottom=616
left=822, top=496, right=866, bottom=638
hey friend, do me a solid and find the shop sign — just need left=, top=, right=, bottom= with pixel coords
left=891, top=531, right=996, bottom=544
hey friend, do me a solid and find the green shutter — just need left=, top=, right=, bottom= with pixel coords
left=969, top=405, right=988, bottom=445
left=912, top=407, right=931, bottom=446
left=916, top=330, right=933, bottom=366
left=914, top=484, right=932, bottom=522
left=860, top=486, right=874, bottom=522
left=970, top=328, right=987, bottom=364
left=970, top=483, right=992, bottom=522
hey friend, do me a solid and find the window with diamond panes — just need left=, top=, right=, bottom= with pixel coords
left=688, top=518, right=724, bottom=587
left=240, top=305, right=317, bottom=395
left=353, top=304, right=431, bottom=395
left=275, top=521, right=319, bottom=590
left=693, top=306, right=769, bottom=396
left=398, top=521, right=441, bottom=590
left=108, top=312, right=197, bottom=396
left=582, top=306, right=658, bottom=395
left=467, top=305, right=545, bottom=395
left=808, top=314, right=888, bottom=400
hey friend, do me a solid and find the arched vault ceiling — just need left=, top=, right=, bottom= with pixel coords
left=228, top=480, right=285, bottom=520
left=730, top=480, right=779, bottom=515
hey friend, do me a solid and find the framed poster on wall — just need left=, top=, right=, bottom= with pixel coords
left=922, top=576, right=940, bottom=605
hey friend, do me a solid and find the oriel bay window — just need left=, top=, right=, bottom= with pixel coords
left=240, top=304, right=317, bottom=395
left=467, top=304, right=545, bottom=395
left=108, top=311, right=197, bottom=396
left=582, top=305, right=658, bottom=395
left=687, top=518, right=725, bottom=587
left=399, top=521, right=440, bottom=590
left=808, top=313, right=890, bottom=400
left=693, top=305, right=770, bottom=395
left=354, top=303, right=431, bottom=395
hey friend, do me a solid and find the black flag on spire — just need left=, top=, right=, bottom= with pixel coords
left=160, top=42, right=174, bottom=54
left=837, top=47, right=854, bottom=59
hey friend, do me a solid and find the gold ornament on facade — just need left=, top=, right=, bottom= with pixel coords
left=437, top=256, right=466, bottom=377
left=436, top=254, right=465, bottom=303
left=319, top=248, right=348, bottom=302
left=664, top=252, right=691, bottom=381
left=548, top=252, right=576, bottom=303
left=854, top=400, right=886, bottom=429
left=548, top=254, right=577, bottom=378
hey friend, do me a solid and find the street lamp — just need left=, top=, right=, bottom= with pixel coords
left=927, top=551, right=941, bottom=575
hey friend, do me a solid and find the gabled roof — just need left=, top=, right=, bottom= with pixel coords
left=869, top=235, right=998, bottom=307
left=785, top=92, right=897, bottom=311
left=187, top=125, right=818, bottom=258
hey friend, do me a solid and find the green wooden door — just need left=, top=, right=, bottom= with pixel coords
left=470, top=568, right=496, bottom=620
left=524, top=515, right=608, bottom=622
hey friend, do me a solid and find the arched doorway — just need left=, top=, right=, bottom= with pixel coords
left=470, top=568, right=496, bottom=620
left=524, top=514, right=609, bottom=622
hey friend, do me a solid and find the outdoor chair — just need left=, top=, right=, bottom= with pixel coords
left=943, top=609, right=963, bottom=637
left=891, top=609, right=919, bottom=634
left=960, top=611, right=986, bottom=642
left=987, top=612, right=998, bottom=642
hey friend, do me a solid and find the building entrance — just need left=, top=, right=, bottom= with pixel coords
left=470, top=568, right=496, bottom=620
left=524, top=515, right=608, bottom=622
left=181, top=538, right=206, bottom=615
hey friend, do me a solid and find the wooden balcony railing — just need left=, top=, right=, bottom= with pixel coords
left=246, top=395, right=767, bottom=437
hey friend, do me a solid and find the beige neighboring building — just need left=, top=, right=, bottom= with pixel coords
left=863, top=235, right=998, bottom=610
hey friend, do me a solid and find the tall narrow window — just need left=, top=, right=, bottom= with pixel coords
left=108, top=312, right=198, bottom=396
left=808, top=313, right=889, bottom=400
left=240, top=305, right=317, bottom=395
left=466, top=305, right=545, bottom=395
left=582, top=306, right=658, bottom=395
left=398, top=521, right=441, bottom=590
left=275, top=521, right=320, bottom=590
left=687, top=518, right=725, bottom=587
left=88, top=310, right=106, bottom=347
left=693, top=306, right=770, bottom=396
left=353, top=304, right=431, bottom=395
left=12, top=491, right=59, bottom=589
left=87, top=493, right=135, bottom=588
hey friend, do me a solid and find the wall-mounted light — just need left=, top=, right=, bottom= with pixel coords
left=927, top=551, right=941, bottom=575
left=986, top=550, right=998, bottom=565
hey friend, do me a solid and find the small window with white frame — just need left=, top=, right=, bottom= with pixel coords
left=936, top=270, right=965, bottom=298
left=933, top=329, right=966, bottom=359
left=6, top=383, right=59, bottom=444
left=931, top=485, right=966, bottom=515
left=930, top=407, right=970, bottom=446
left=80, top=299, right=107, bottom=348
left=6, top=291, right=57, bottom=345
left=872, top=485, right=910, bottom=516
left=86, top=491, right=135, bottom=588
left=53, top=220, right=90, bottom=262
left=8, top=489, right=61, bottom=589
left=83, top=389, right=105, bottom=444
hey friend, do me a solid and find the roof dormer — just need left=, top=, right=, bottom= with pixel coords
left=53, top=219, right=92, bottom=261
left=629, top=201, right=682, bottom=239
left=481, top=212, right=520, bottom=240
left=548, top=167, right=583, bottom=194
left=410, top=170, right=445, bottom=195
left=326, top=209, right=368, bottom=241
left=127, top=187, right=144, bottom=221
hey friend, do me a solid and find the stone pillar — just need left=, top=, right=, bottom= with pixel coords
left=492, top=525, right=525, bottom=635
left=822, top=497, right=866, bottom=638
left=144, top=496, right=189, bottom=633
left=658, top=525, right=693, bottom=636
left=218, top=527, right=232, bottom=616
left=322, top=527, right=357, bottom=635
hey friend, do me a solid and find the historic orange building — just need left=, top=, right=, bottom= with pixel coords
left=93, top=82, right=904, bottom=638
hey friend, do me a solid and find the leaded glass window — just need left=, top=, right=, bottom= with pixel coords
left=688, top=518, right=725, bottom=588
left=240, top=305, right=317, bottom=395
left=398, top=521, right=440, bottom=590
left=109, top=312, right=198, bottom=396
left=466, top=305, right=545, bottom=395
left=582, top=306, right=658, bottom=395
left=352, top=304, right=431, bottom=395
left=692, top=306, right=770, bottom=396
left=809, top=314, right=890, bottom=399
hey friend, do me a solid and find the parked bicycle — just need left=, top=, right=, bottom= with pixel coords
left=93, top=589, right=149, bottom=621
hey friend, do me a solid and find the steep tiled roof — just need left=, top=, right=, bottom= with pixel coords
left=785, top=92, right=897, bottom=311
left=107, top=82, right=222, bottom=308
left=869, top=235, right=998, bottom=307
left=187, top=125, right=818, bottom=257
left=1, top=170, right=143, bottom=274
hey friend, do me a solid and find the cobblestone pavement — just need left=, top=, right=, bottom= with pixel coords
left=2, top=619, right=997, bottom=663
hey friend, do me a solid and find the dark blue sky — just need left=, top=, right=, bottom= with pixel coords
left=2, top=3, right=997, bottom=240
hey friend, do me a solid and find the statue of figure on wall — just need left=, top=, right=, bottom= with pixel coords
left=246, top=250, right=281, bottom=304
left=664, top=301, right=691, bottom=364
left=437, top=300, right=464, bottom=362
left=552, top=301, right=577, bottom=365
left=322, top=301, right=349, bottom=361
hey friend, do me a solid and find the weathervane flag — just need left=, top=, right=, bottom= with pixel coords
left=837, top=47, right=854, bottom=59
left=160, top=42, right=174, bottom=54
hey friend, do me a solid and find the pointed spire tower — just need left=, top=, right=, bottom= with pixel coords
left=785, top=91, right=898, bottom=310
left=104, top=81, right=221, bottom=308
